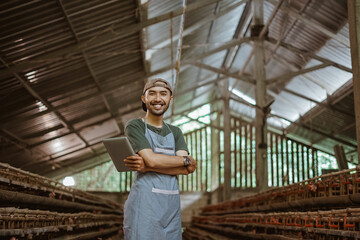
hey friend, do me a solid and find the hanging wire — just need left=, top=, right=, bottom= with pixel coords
left=174, top=0, right=187, bottom=77
left=171, top=0, right=187, bottom=120
left=170, top=13, right=174, bottom=85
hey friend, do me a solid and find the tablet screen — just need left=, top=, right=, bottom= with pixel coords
left=103, top=136, right=136, bottom=172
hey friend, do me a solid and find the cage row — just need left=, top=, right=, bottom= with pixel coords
left=203, top=167, right=360, bottom=213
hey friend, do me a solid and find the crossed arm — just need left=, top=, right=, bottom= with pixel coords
left=124, top=149, right=197, bottom=175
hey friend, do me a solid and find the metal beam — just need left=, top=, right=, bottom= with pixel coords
left=268, top=0, right=349, bottom=48
left=83, top=54, right=115, bottom=114
left=173, top=85, right=217, bottom=114
left=29, top=117, right=111, bottom=148
left=262, top=40, right=355, bottom=124
left=28, top=103, right=141, bottom=150
left=327, top=79, right=354, bottom=105
left=230, top=96, right=357, bottom=149
left=264, top=0, right=311, bottom=66
left=165, top=98, right=222, bottom=121
left=267, top=63, right=332, bottom=86
left=193, top=62, right=255, bottom=84
left=266, top=37, right=352, bottom=73
left=312, top=122, right=357, bottom=145
left=259, top=0, right=284, bottom=39
left=57, top=0, right=77, bottom=40
left=179, top=113, right=222, bottom=131
left=0, top=0, right=224, bottom=78
left=282, top=88, right=355, bottom=119
left=43, top=152, right=110, bottom=179
left=225, top=1, right=252, bottom=88
left=175, top=74, right=227, bottom=98
left=151, top=0, right=248, bottom=51
left=269, top=53, right=332, bottom=93
left=24, top=141, right=112, bottom=170
left=0, top=0, right=43, bottom=15
left=274, top=114, right=358, bottom=149
left=0, top=129, right=48, bottom=160
left=0, top=58, right=96, bottom=156
left=57, top=0, right=118, bottom=120
left=348, top=0, right=360, bottom=161
left=24, top=105, right=133, bottom=140
left=266, top=53, right=355, bottom=121
left=281, top=79, right=355, bottom=136
left=191, top=50, right=352, bottom=125
left=23, top=105, right=142, bottom=169
left=175, top=1, right=225, bottom=120
left=1, top=1, right=119, bottom=41
left=148, top=37, right=253, bottom=77
left=225, top=2, right=252, bottom=68
left=191, top=1, right=221, bottom=109
left=0, top=80, right=144, bottom=129
left=187, top=38, right=253, bottom=66
left=267, top=89, right=304, bottom=113
left=68, top=1, right=120, bottom=18
left=193, top=58, right=353, bottom=121
left=231, top=0, right=283, bottom=90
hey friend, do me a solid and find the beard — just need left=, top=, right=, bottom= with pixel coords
left=146, top=101, right=170, bottom=116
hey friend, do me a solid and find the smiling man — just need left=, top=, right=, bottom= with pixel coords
left=122, top=78, right=197, bottom=240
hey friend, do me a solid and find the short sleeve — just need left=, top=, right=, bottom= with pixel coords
left=125, top=119, right=151, bottom=153
left=172, top=126, right=189, bottom=153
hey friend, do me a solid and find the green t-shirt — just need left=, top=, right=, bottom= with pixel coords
left=125, top=118, right=189, bottom=154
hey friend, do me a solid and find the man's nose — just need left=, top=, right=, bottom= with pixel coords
left=154, top=93, right=161, bottom=101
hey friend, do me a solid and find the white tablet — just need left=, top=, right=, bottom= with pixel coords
left=103, top=136, right=136, bottom=172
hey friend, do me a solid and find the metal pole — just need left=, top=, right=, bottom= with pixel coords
left=253, top=0, right=268, bottom=191
left=348, top=0, right=360, bottom=162
left=223, top=78, right=232, bottom=201
left=210, top=103, right=221, bottom=203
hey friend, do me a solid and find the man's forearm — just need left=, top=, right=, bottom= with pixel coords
left=139, top=150, right=185, bottom=168
left=137, top=149, right=196, bottom=170
left=146, top=166, right=189, bottom=175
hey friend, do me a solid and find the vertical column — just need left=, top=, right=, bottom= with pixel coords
left=223, top=79, right=232, bottom=201
left=211, top=103, right=221, bottom=203
left=253, top=0, right=268, bottom=191
left=348, top=0, right=360, bottom=161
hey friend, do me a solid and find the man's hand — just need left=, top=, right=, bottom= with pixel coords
left=124, top=154, right=147, bottom=173
left=186, top=156, right=197, bottom=174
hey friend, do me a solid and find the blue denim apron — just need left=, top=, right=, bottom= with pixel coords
left=123, top=120, right=182, bottom=240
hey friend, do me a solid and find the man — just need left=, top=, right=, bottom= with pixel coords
left=122, top=78, right=197, bottom=240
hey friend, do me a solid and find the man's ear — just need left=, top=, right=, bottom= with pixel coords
left=141, top=95, right=145, bottom=104
left=170, top=95, right=174, bottom=105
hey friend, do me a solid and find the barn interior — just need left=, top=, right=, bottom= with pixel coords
left=1, top=0, right=360, bottom=239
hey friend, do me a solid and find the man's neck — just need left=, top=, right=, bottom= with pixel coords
left=144, top=112, right=163, bottom=128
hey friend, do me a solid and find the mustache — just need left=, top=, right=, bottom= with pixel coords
left=150, top=101, right=165, bottom=105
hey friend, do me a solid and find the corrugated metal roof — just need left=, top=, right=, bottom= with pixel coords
left=0, top=0, right=358, bottom=177
left=0, top=0, right=146, bottom=175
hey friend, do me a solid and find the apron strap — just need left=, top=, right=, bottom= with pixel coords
left=144, top=118, right=175, bottom=153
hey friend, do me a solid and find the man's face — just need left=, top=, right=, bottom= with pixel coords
left=142, top=86, right=173, bottom=116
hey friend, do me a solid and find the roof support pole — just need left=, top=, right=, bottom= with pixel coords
left=210, top=103, right=221, bottom=203
left=348, top=0, right=360, bottom=162
left=223, top=79, right=232, bottom=201
left=253, top=0, right=268, bottom=191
